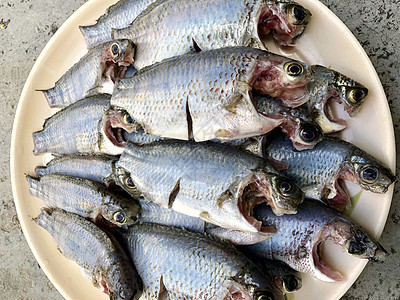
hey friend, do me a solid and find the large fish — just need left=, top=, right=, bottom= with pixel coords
left=33, top=95, right=137, bottom=156
left=240, top=200, right=387, bottom=282
left=112, top=0, right=311, bottom=69
left=36, top=208, right=142, bottom=300
left=43, top=40, right=134, bottom=107
left=117, top=223, right=285, bottom=299
left=27, top=175, right=140, bottom=228
left=111, top=47, right=314, bottom=142
left=263, top=132, right=396, bottom=210
left=117, top=140, right=304, bottom=233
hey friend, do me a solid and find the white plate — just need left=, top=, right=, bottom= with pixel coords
left=10, top=0, right=396, bottom=299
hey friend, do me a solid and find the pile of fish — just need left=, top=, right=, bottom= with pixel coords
left=28, top=0, right=396, bottom=299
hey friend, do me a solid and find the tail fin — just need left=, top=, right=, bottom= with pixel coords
left=79, top=25, right=104, bottom=49
left=35, top=166, right=48, bottom=177
left=32, top=130, right=48, bottom=155
left=26, top=175, right=40, bottom=197
left=42, top=87, right=67, bottom=108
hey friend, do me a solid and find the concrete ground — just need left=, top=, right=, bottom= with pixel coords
left=1, top=0, right=399, bottom=299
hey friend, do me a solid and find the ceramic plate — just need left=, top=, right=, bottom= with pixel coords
left=10, top=0, right=396, bottom=299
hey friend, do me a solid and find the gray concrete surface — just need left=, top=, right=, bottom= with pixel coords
left=0, top=0, right=399, bottom=299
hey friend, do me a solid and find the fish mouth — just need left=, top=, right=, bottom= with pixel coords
left=103, top=117, right=127, bottom=148
left=312, top=96, right=347, bottom=133
left=311, top=239, right=344, bottom=282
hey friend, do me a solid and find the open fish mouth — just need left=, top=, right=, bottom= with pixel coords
left=311, top=239, right=344, bottom=282
left=103, top=118, right=126, bottom=148
left=312, top=96, right=347, bottom=133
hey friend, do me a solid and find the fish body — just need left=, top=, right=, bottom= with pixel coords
left=113, top=0, right=311, bottom=69
left=118, top=223, right=284, bottom=299
left=36, top=208, right=142, bottom=299
left=111, top=47, right=313, bottom=142
left=263, top=132, right=396, bottom=210
left=241, top=200, right=387, bottom=282
left=80, top=0, right=157, bottom=48
left=122, top=128, right=165, bottom=145
left=43, top=40, right=134, bottom=107
left=27, top=175, right=140, bottom=228
left=117, top=140, right=303, bottom=233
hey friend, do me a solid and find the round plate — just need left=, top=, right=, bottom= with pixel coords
left=10, top=0, right=396, bottom=299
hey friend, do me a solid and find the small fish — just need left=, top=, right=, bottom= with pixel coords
left=113, top=0, right=311, bottom=69
left=80, top=0, right=157, bottom=48
left=111, top=47, right=314, bottom=142
left=43, top=40, right=134, bottom=107
left=263, top=132, right=396, bottom=210
left=36, top=208, right=142, bottom=299
left=117, top=140, right=304, bottom=233
left=33, top=95, right=137, bottom=156
left=27, top=175, right=140, bottom=228
left=241, top=200, right=387, bottom=282
left=307, top=65, right=369, bottom=133
left=117, top=223, right=284, bottom=299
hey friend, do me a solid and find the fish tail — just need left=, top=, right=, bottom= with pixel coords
left=35, top=166, right=48, bottom=177
left=79, top=25, right=103, bottom=49
left=43, top=87, right=67, bottom=108
left=35, top=207, right=53, bottom=228
left=26, top=175, right=40, bottom=197
left=33, top=130, right=49, bottom=155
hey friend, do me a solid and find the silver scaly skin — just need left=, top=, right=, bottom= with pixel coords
left=80, top=0, right=157, bottom=49
left=32, top=95, right=137, bottom=156
left=122, top=128, right=165, bottom=145
left=117, top=223, right=284, bottom=299
left=27, top=175, right=140, bottom=228
left=263, top=132, right=396, bottom=210
left=35, top=154, right=118, bottom=186
left=43, top=40, right=134, bottom=107
left=113, top=0, right=311, bottom=70
left=36, top=208, right=142, bottom=300
left=241, top=200, right=387, bottom=282
left=117, top=140, right=304, bottom=233
left=111, top=47, right=313, bottom=142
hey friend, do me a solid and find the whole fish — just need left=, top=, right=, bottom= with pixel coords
left=117, top=223, right=284, bottom=299
left=43, top=39, right=134, bottom=108
left=241, top=200, right=387, bottom=282
left=113, top=0, right=311, bottom=69
left=263, top=132, right=396, bottom=210
left=117, top=140, right=304, bottom=233
left=36, top=208, right=142, bottom=299
left=307, top=65, right=369, bottom=133
left=111, top=47, right=314, bottom=142
left=33, top=95, right=137, bottom=156
left=80, top=0, right=157, bottom=49
left=27, top=175, right=140, bottom=228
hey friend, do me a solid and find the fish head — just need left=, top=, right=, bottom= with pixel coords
left=282, top=118, right=323, bottom=150
left=103, top=39, right=135, bottom=67
left=342, top=150, right=396, bottom=193
left=251, top=55, right=313, bottom=106
left=114, top=166, right=143, bottom=199
left=258, top=1, right=312, bottom=47
left=308, top=65, right=368, bottom=132
left=101, top=194, right=141, bottom=227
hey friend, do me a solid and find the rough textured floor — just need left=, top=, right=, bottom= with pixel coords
left=1, top=0, right=399, bottom=299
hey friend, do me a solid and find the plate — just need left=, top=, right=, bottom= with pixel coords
left=10, top=0, right=396, bottom=299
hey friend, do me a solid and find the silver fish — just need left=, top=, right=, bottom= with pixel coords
left=33, top=95, right=137, bottom=156
left=43, top=40, right=134, bottom=107
left=118, top=223, right=284, bottom=299
left=111, top=47, right=313, bottom=142
left=80, top=0, right=157, bottom=49
left=263, top=132, right=396, bottom=210
left=241, top=200, right=387, bottom=282
left=27, top=175, right=140, bottom=228
left=113, top=0, right=311, bottom=69
left=36, top=208, right=142, bottom=299
left=117, top=140, right=304, bottom=233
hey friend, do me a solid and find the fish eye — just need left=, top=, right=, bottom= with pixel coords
left=110, top=43, right=121, bottom=57
left=290, top=5, right=306, bottom=22
left=123, top=112, right=134, bottom=124
left=347, top=88, right=367, bottom=104
left=360, top=165, right=378, bottom=184
left=256, top=292, right=274, bottom=300
left=278, top=179, right=295, bottom=197
left=299, top=123, right=321, bottom=143
left=283, top=275, right=300, bottom=292
left=124, top=176, right=136, bottom=189
left=113, top=211, right=126, bottom=225
left=284, top=62, right=304, bottom=77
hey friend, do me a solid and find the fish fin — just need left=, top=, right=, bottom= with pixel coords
left=26, top=175, right=40, bottom=197
left=216, top=190, right=233, bottom=208
left=192, top=38, right=202, bottom=52
left=224, top=82, right=254, bottom=114
left=168, top=178, right=181, bottom=209
left=264, top=156, right=289, bottom=171
left=32, top=130, right=48, bottom=155
left=41, top=87, right=66, bottom=108
left=158, top=275, right=169, bottom=300
left=246, top=37, right=266, bottom=51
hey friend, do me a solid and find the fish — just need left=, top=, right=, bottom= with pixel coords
left=35, top=154, right=118, bottom=186
left=36, top=208, right=142, bottom=299
left=42, top=40, right=134, bottom=107
left=32, top=95, right=138, bottom=156
left=80, top=0, right=157, bottom=49
left=117, top=223, right=284, bottom=299
left=307, top=65, right=369, bottom=133
left=117, top=140, right=304, bottom=233
left=112, top=0, right=311, bottom=69
left=240, top=200, right=387, bottom=282
left=254, top=93, right=323, bottom=150
left=27, top=174, right=140, bottom=228
left=111, top=47, right=314, bottom=142
left=262, top=131, right=396, bottom=210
